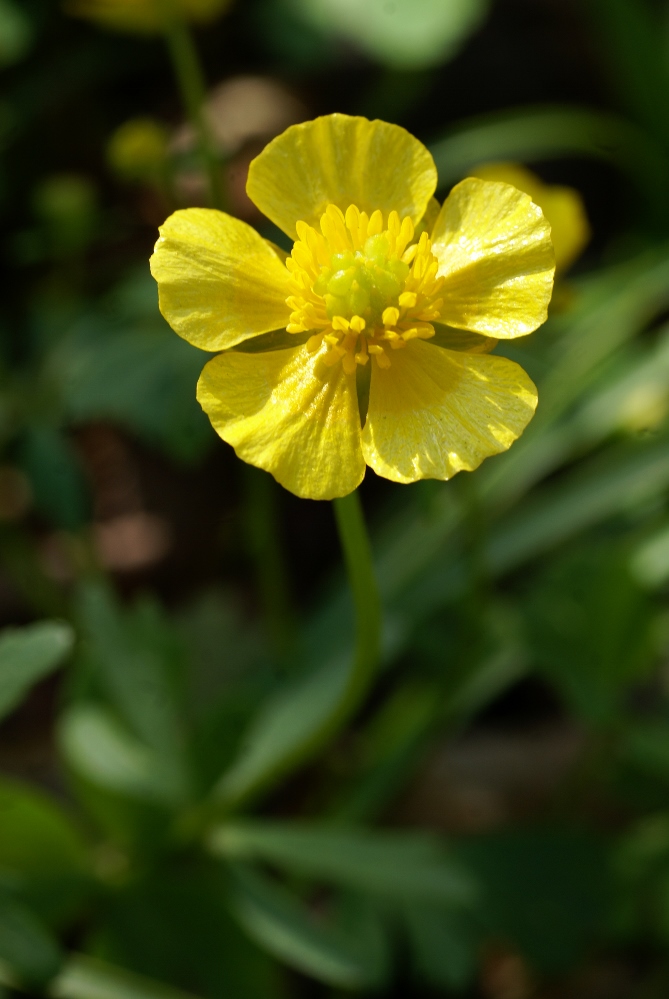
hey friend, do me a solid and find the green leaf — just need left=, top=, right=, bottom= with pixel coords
left=19, top=427, right=90, bottom=530
left=0, top=621, right=73, bottom=722
left=0, top=891, right=62, bottom=987
left=75, top=582, right=189, bottom=803
left=404, top=904, right=478, bottom=990
left=58, top=704, right=181, bottom=805
left=228, top=863, right=387, bottom=988
left=524, top=548, right=656, bottom=725
left=50, top=954, right=201, bottom=999
left=55, top=278, right=212, bottom=463
left=289, top=0, right=489, bottom=69
left=0, top=0, right=32, bottom=68
left=428, top=105, right=668, bottom=202
left=213, top=655, right=351, bottom=807
left=457, top=829, right=611, bottom=974
left=211, top=822, right=477, bottom=907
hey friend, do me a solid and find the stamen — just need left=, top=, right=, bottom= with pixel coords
left=285, top=202, right=444, bottom=372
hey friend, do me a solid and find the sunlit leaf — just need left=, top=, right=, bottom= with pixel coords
left=211, top=822, right=477, bottom=906
left=289, top=0, right=489, bottom=69
left=0, top=621, right=73, bottom=722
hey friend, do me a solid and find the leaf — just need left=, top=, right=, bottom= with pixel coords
left=227, top=863, right=386, bottom=988
left=50, top=954, right=202, bottom=999
left=18, top=426, right=90, bottom=530
left=457, top=828, right=611, bottom=973
left=0, top=0, right=32, bottom=67
left=58, top=704, right=180, bottom=805
left=289, top=0, right=489, bottom=69
left=213, top=653, right=352, bottom=807
left=524, top=547, right=656, bottom=725
left=404, top=904, right=478, bottom=990
left=428, top=105, right=667, bottom=202
left=0, top=891, right=62, bottom=987
left=54, top=276, right=212, bottom=464
left=211, top=822, right=477, bottom=907
left=0, top=621, right=73, bottom=722
left=75, top=582, right=189, bottom=803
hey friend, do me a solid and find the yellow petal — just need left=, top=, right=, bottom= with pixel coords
left=469, top=162, right=590, bottom=273
left=430, top=178, right=555, bottom=339
left=150, top=209, right=292, bottom=351
left=197, top=347, right=365, bottom=499
left=361, top=340, right=537, bottom=483
left=246, top=114, right=437, bottom=240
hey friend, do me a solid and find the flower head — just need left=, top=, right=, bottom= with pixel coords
left=150, top=114, right=555, bottom=500
left=65, top=0, right=231, bottom=34
left=468, top=162, right=590, bottom=275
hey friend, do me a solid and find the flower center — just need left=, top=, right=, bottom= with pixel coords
left=285, top=203, right=444, bottom=372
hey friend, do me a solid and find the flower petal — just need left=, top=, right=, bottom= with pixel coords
left=246, top=114, right=437, bottom=240
left=150, top=208, right=292, bottom=351
left=468, top=162, right=590, bottom=273
left=361, top=340, right=537, bottom=483
left=197, top=347, right=365, bottom=499
left=431, top=178, right=555, bottom=339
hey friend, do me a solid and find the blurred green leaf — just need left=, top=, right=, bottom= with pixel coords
left=54, top=275, right=212, bottom=463
left=0, top=620, right=73, bottom=722
left=50, top=954, right=202, bottom=999
left=289, top=0, right=488, bottom=69
left=524, top=548, right=656, bottom=724
left=19, top=426, right=90, bottom=530
left=457, top=828, right=610, bottom=973
left=58, top=704, right=181, bottom=806
left=92, top=862, right=280, bottom=999
left=0, top=0, right=31, bottom=68
left=0, top=891, right=61, bottom=987
left=0, top=777, right=89, bottom=929
left=228, top=863, right=387, bottom=988
left=404, top=904, right=478, bottom=990
left=429, top=105, right=668, bottom=206
left=212, top=655, right=351, bottom=807
left=75, top=582, right=189, bottom=804
left=211, top=822, right=477, bottom=906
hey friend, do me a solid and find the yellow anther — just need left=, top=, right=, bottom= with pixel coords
left=287, top=323, right=306, bottom=333
left=306, top=334, right=323, bottom=352
left=349, top=315, right=366, bottom=333
left=399, top=291, right=417, bottom=309
left=402, top=324, right=435, bottom=341
left=324, top=333, right=341, bottom=345
left=342, top=351, right=357, bottom=375
left=367, top=344, right=383, bottom=354
left=382, top=306, right=400, bottom=327
left=355, top=350, right=369, bottom=365
left=375, top=349, right=391, bottom=369
left=332, top=316, right=350, bottom=332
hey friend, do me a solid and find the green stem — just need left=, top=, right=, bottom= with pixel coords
left=159, top=3, right=225, bottom=210
left=332, top=490, right=382, bottom=718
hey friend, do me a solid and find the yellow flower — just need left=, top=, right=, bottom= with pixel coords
left=65, top=0, right=231, bottom=33
left=468, top=162, right=590, bottom=275
left=150, top=115, right=555, bottom=500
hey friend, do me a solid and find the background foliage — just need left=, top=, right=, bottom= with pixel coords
left=2, top=1, right=669, bottom=997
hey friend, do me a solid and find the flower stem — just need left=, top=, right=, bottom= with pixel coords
left=159, top=3, right=226, bottom=210
left=332, top=490, right=382, bottom=717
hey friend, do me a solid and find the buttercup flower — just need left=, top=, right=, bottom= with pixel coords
left=65, top=0, right=231, bottom=34
left=150, top=114, right=555, bottom=500
left=468, top=162, right=590, bottom=275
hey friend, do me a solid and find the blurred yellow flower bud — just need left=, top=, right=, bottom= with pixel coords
left=107, top=117, right=169, bottom=182
left=468, top=162, right=590, bottom=275
left=64, top=0, right=232, bottom=34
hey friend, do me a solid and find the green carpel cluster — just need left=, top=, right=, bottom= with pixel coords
left=313, top=234, right=410, bottom=327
